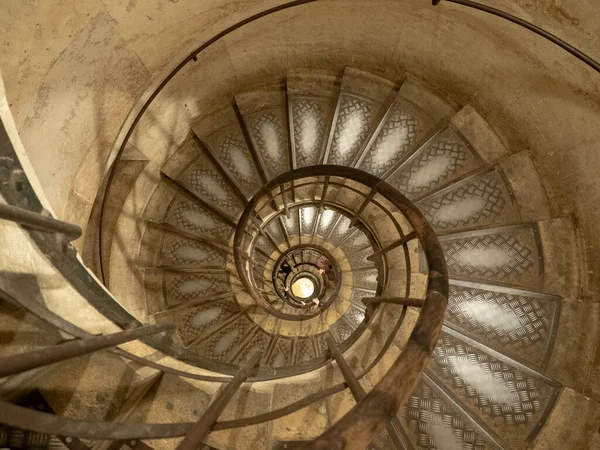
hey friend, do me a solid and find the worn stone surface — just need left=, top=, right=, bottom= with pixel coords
left=546, top=300, right=599, bottom=392
left=271, top=382, right=329, bottom=440
left=501, top=150, right=552, bottom=222
left=539, top=217, right=581, bottom=299
left=38, top=352, right=134, bottom=421
left=532, top=387, right=600, bottom=450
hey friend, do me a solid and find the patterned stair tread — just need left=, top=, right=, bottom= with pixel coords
left=415, top=166, right=520, bottom=234
left=424, top=327, right=560, bottom=450
left=438, top=224, right=544, bottom=290
left=445, top=279, right=561, bottom=368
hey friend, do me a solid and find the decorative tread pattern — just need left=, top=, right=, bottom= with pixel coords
left=165, top=273, right=229, bottom=305
left=268, top=337, right=293, bottom=368
left=359, top=100, right=433, bottom=177
left=205, top=128, right=263, bottom=196
left=296, top=337, right=317, bottom=363
left=429, top=330, right=559, bottom=449
left=345, top=246, right=375, bottom=269
left=331, top=318, right=355, bottom=343
left=416, top=169, right=519, bottom=232
left=350, top=269, right=379, bottom=290
left=265, top=219, right=286, bottom=248
left=291, top=98, right=328, bottom=167
left=180, top=153, right=243, bottom=218
left=249, top=110, right=289, bottom=178
left=160, top=235, right=227, bottom=266
left=398, top=377, right=493, bottom=450
left=388, top=127, right=482, bottom=199
left=176, top=299, right=240, bottom=345
left=440, top=225, right=543, bottom=289
left=339, top=230, right=371, bottom=254
left=316, top=209, right=337, bottom=238
left=300, top=206, right=317, bottom=235
left=345, top=304, right=366, bottom=327
left=445, top=282, right=560, bottom=367
left=348, top=288, right=372, bottom=310
left=194, top=316, right=253, bottom=361
left=164, top=197, right=232, bottom=241
left=328, top=215, right=354, bottom=246
left=234, top=330, right=270, bottom=365
left=328, top=95, right=374, bottom=166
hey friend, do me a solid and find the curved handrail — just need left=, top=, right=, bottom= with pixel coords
left=436, top=0, right=600, bottom=74
left=0, top=306, right=409, bottom=440
left=97, top=0, right=318, bottom=284
left=257, top=166, right=448, bottom=450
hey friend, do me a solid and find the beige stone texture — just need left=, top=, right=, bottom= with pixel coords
left=3, top=1, right=600, bottom=446
left=532, top=388, right=600, bottom=450
left=501, top=150, right=552, bottom=222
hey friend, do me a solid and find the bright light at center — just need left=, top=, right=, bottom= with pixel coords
left=291, top=277, right=315, bottom=299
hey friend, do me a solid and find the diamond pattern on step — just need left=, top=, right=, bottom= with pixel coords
left=293, top=181, right=319, bottom=202
left=328, top=95, right=374, bottom=166
left=331, top=318, right=355, bottom=343
left=194, top=316, right=252, bottom=361
left=234, top=330, right=270, bottom=365
left=250, top=111, right=289, bottom=177
left=348, top=288, right=373, bottom=310
left=208, top=129, right=262, bottom=196
left=282, top=207, right=300, bottom=237
left=255, top=233, right=278, bottom=258
left=328, top=215, right=354, bottom=246
left=265, top=219, right=286, bottom=247
left=251, top=252, right=272, bottom=282
left=315, top=209, right=337, bottom=238
left=165, top=197, right=232, bottom=241
left=176, top=299, right=240, bottom=345
left=440, top=225, right=543, bottom=289
left=339, top=230, right=371, bottom=254
left=165, top=273, right=229, bottom=305
left=429, top=331, right=558, bottom=449
left=351, top=269, right=379, bottom=290
left=314, top=334, right=329, bottom=356
left=389, top=127, right=482, bottom=199
left=296, top=337, right=317, bottom=363
left=181, top=153, right=243, bottom=218
left=445, top=282, right=559, bottom=367
left=160, top=235, right=227, bottom=266
left=416, top=169, right=519, bottom=232
left=345, top=304, right=366, bottom=327
left=369, top=428, right=398, bottom=450
left=292, top=98, right=327, bottom=167
left=300, top=206, right=317, bottom=235
left=345, top=246, right=375, bottom=269
left=398, top=377, right=492, bottom=450
left=268, top=337, right=293, bottom=368
left=359, top=104, right=422, bottom=177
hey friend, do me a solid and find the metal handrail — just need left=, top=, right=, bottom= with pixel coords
left=7, top=0, right=596, bottom=445
left=233, top=165, right=448, bottom=449
left=435, top=0, right=600, bottom=74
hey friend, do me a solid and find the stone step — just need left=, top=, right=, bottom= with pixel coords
left=192, top=106, right=264, bottom=199
left=235, top=84, right=291, bottom=180
left=161, top=137, right=245, bottom=224
left=356, top=75, right=455, bottom=179
left=324, top=67, right=398, bottom=168
left=286, top=69, right=340, bottom=169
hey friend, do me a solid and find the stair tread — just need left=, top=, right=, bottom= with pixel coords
left=235, top=85, right=291, bottom=180
left=192, top=106, right=264, bottom=198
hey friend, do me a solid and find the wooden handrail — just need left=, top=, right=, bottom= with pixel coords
left=233, top=165, right=448, bottom=450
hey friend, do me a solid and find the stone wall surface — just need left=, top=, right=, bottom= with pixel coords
left=2, top=0, right=600, bottom=445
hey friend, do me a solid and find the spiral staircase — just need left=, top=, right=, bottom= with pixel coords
left=0, top=2, right=591, bottom=449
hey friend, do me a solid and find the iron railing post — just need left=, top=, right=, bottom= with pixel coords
left=176, top=351, right=261, bottom=450
left=0, top=324, right=173, bottom=378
